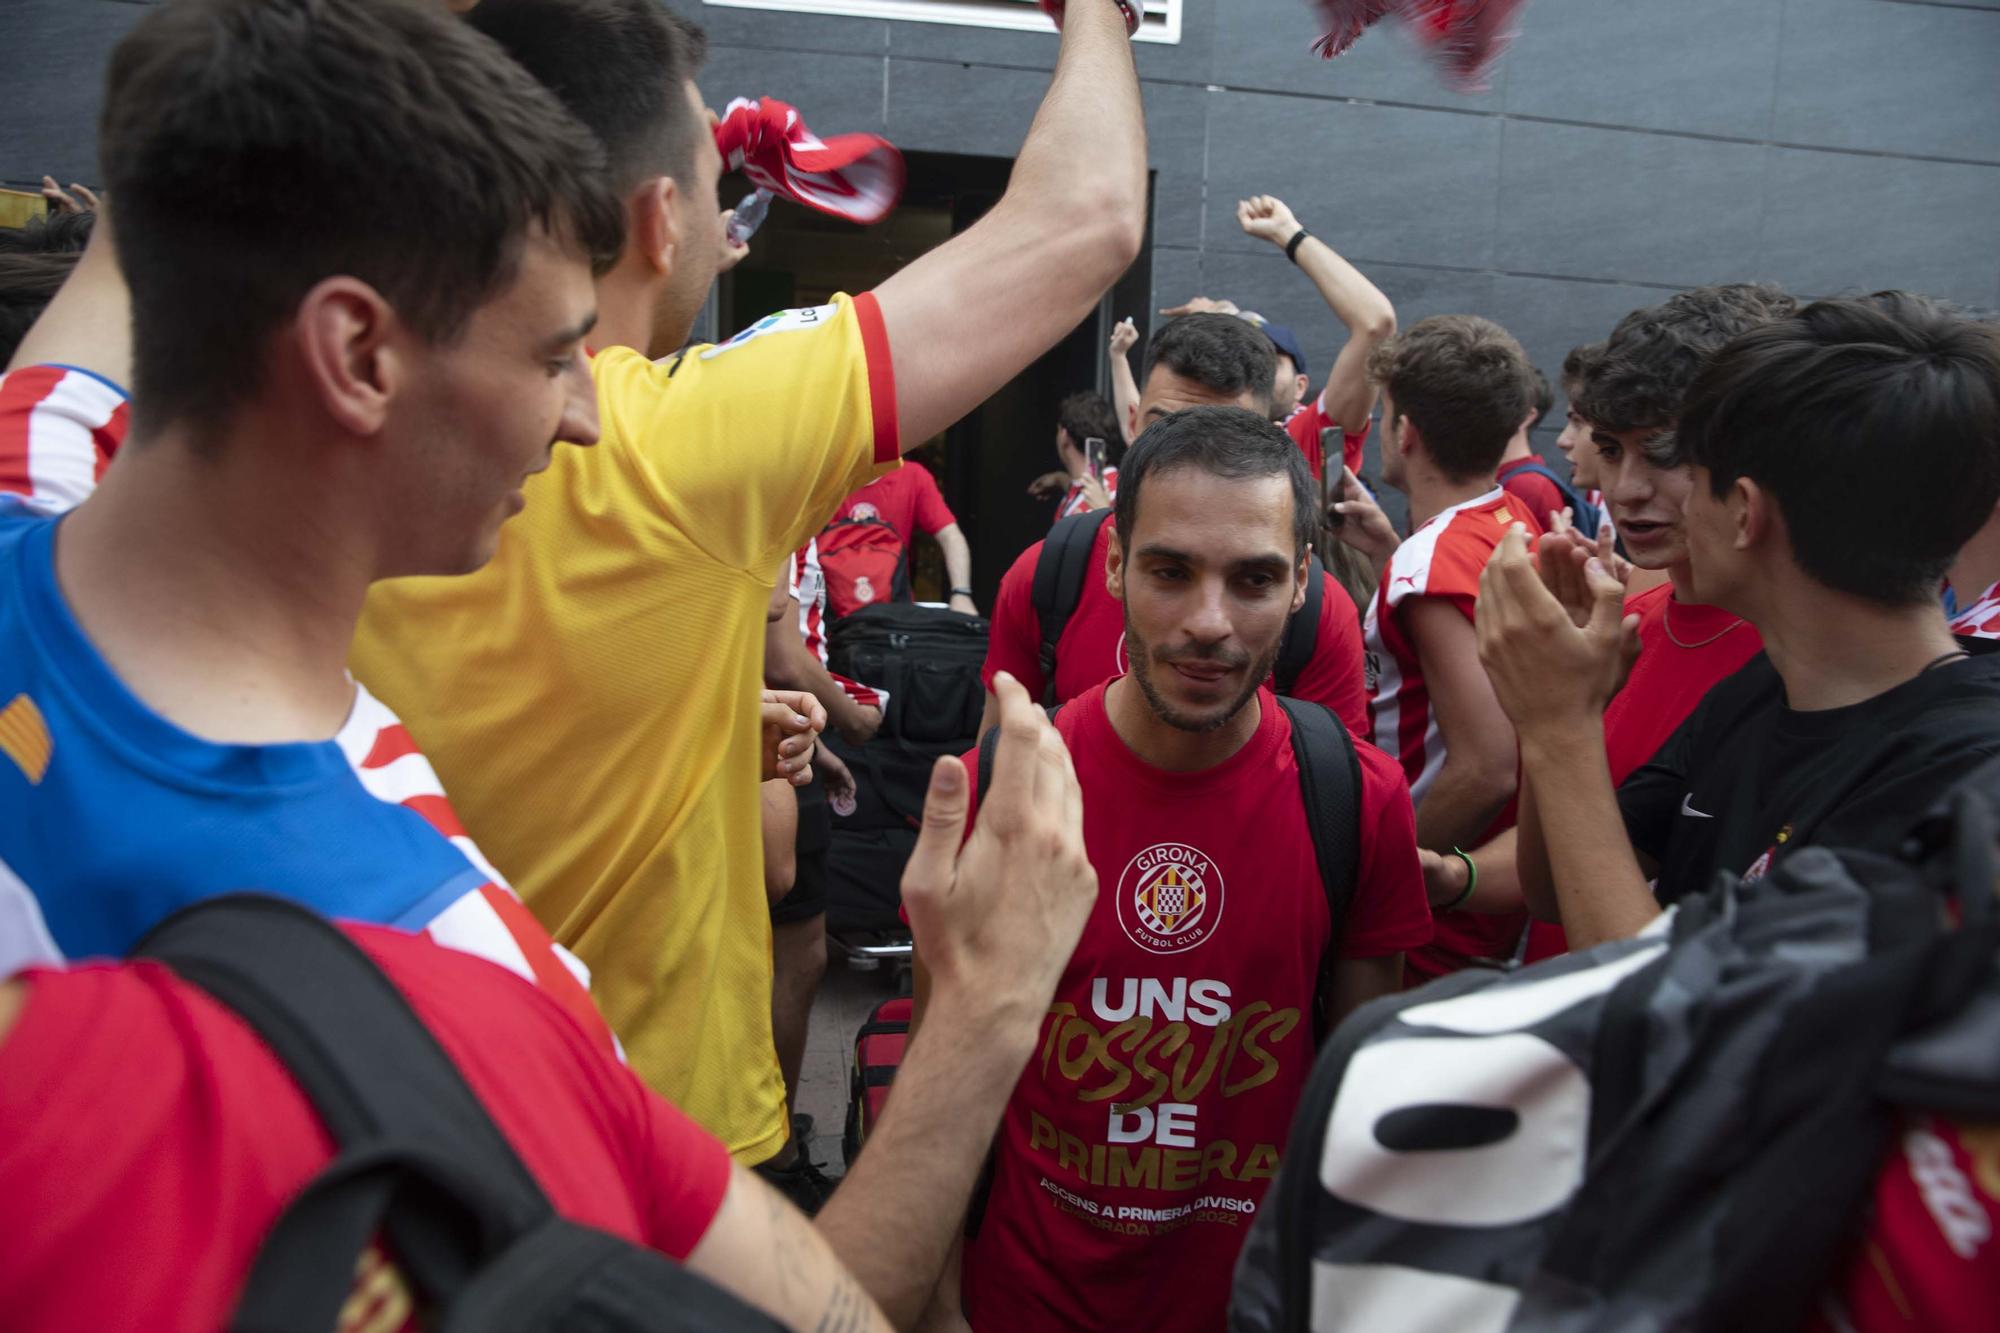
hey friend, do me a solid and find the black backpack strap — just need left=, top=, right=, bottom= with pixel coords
left=1275, top=697, right=1364, bottom=1041
left=132, top=895, right=556, bottom=1321
left=976, top=704, right=1066, bottom=801
left=1273, top=552, right=1327, bottom=697
left=1029, top=509, right=1113, bottom=708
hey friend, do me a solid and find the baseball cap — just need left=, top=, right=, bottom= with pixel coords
left=1239, top=311, right=1308, bottom=381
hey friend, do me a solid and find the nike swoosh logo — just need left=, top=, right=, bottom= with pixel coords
left=1681, top=794, right=1714, bottom=819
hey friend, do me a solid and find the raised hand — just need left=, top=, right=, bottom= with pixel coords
left=1236, top=194, right=1301, bottom=248
left=1108, top=316, right=1139, bottom=359
left=1476, top=525, right=1640, bottom=731
left=901, top=673, right=1096, bottom=1025
left=39, top=177, right=98, bottom=214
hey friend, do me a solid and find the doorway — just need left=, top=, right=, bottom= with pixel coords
left=715, top=150, right=1155, bottom=607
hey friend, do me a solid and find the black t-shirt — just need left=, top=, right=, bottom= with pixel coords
left=1619, top=640, right=2000, bottom=903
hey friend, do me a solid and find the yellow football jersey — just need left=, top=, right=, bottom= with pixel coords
left=352, top=293, right=899, bottom=1163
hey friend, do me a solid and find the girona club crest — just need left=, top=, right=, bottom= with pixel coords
left=1116, top=842, right=1223, bottom=955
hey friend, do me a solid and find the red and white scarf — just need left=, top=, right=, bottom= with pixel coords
left=1308, top=0, right=1526, bottom=91
left=713, top=97, right=905, bottom=226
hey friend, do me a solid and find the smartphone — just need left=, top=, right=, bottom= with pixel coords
left=1084, top=437, right=1107, bottom=481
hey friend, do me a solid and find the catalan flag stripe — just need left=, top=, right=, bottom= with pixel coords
left=0, top=694, right=52, bottom=784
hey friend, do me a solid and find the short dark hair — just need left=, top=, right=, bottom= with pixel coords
left=1114, top=406, right=1317, bottom=560
left=0, top=210, right=95, bottom=256
left=1142, top=314, right=1277, bottom=417
left=1560, top=342, right=1602, bottom=402
left=1525, top=365, right=1553, bottom=430
left=102, top=0, right=626, bottom=435
left=1367, top=315, right=1532, bottom=481
left=1678, top=292, right=2000, bottom=605
left=1577, top=283, right=1798, bottom=446
left=1057, top=390, right=1122, bottom=459
left=0, top=250, right=81, bottom=365
left=468, top=0, right=710, bottom=195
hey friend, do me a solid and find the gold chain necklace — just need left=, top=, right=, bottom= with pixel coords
left=1663, top=598, right=1748, bottom=650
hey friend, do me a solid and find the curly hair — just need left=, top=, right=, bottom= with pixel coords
left=1576, top=284, right=1798, bottom=441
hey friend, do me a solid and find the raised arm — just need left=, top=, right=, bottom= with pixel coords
left=1108, top=316, right=1141, bottom=446
left=7, top=202, right=131, bottom=388
left=872, top=0, right=1146, bottom=450
left=1237, top=196, right=1395, bottom=433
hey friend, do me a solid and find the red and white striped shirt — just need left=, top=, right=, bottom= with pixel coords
left=0, top=363, right=127, bottom=515
left=1364, top=487, right=1542, bottom=802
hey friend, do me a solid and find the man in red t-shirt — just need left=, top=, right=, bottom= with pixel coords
left=1432, top=287, right=1793, bottom=946
left=1330, top=316, right=1542, bottom=981
left=0, top=922, right=782, bottom=1332
left=924, top=405, right=1430, bottom=1333
left=983, top=314, right=1368, bottom=734
left=1814, top=1115, right=2000, bottom=1333
left=826, top=460, right=979, bottom=615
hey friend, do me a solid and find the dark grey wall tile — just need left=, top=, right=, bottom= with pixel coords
left=691, top=3, right=889, bottom=56
left=1211, top=0, right=1503, bottom=112
left=1759, top=149, right=2000, bottom=309
left=1204, top=93, right=1505, bottom=270
left=1773, top=0, right=2000, bottom=163
left=884, top=56, right=1047, bottom=155
left=1504, top=0, right=1782, bottom=140
left=0, top=1, right=146, bottom=189
left=702, top=45, right=888, bottom=134
left=1486, top=273, right=1677, bottom=413
left=1147, top=245, right=1205, bottom=323
left=1140, top=82, right=1210, bottom=252
left=1495, top=119, right=1769, bottom=287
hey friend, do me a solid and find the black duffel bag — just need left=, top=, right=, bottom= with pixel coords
left=827, top=602, right=989, bottom=744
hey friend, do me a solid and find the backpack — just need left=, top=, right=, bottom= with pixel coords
left=976, top=695, right=1362, bottom=1037
left=1505, top=458, right=1603, bottom=538
left=132, top=894, right=784, bottom=1333
left=1032, top=508, right=1327, bottom=708
left=818, top=514, right=909, bottom=620
left=826, top=602, right=990, bottom=746
left=1229, top=763, right=2000, bottom=1333
left=843, top=993, right=913, bottom=1166
left=821, top=606, right=989, bottom=940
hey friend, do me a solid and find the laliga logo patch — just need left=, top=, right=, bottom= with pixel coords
left=1117, top=843, right=1222, bottom=955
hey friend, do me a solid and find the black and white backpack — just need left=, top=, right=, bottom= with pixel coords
left=1231, top=761, right=2000, bottom=1333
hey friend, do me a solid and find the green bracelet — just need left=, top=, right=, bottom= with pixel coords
left=1444, top=847, right=1478, bottom=911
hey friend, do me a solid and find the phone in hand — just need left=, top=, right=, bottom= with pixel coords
left=1084, top=437, right=1107, bottom=482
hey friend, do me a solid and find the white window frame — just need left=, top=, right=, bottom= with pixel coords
left=701, top=0, right=1182, bottom=45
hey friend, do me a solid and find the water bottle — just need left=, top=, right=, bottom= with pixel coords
left=727, top=188, right=774, bottom=246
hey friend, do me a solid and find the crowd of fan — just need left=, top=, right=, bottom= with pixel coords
left=1, top=0, right=1997, bottom=1331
